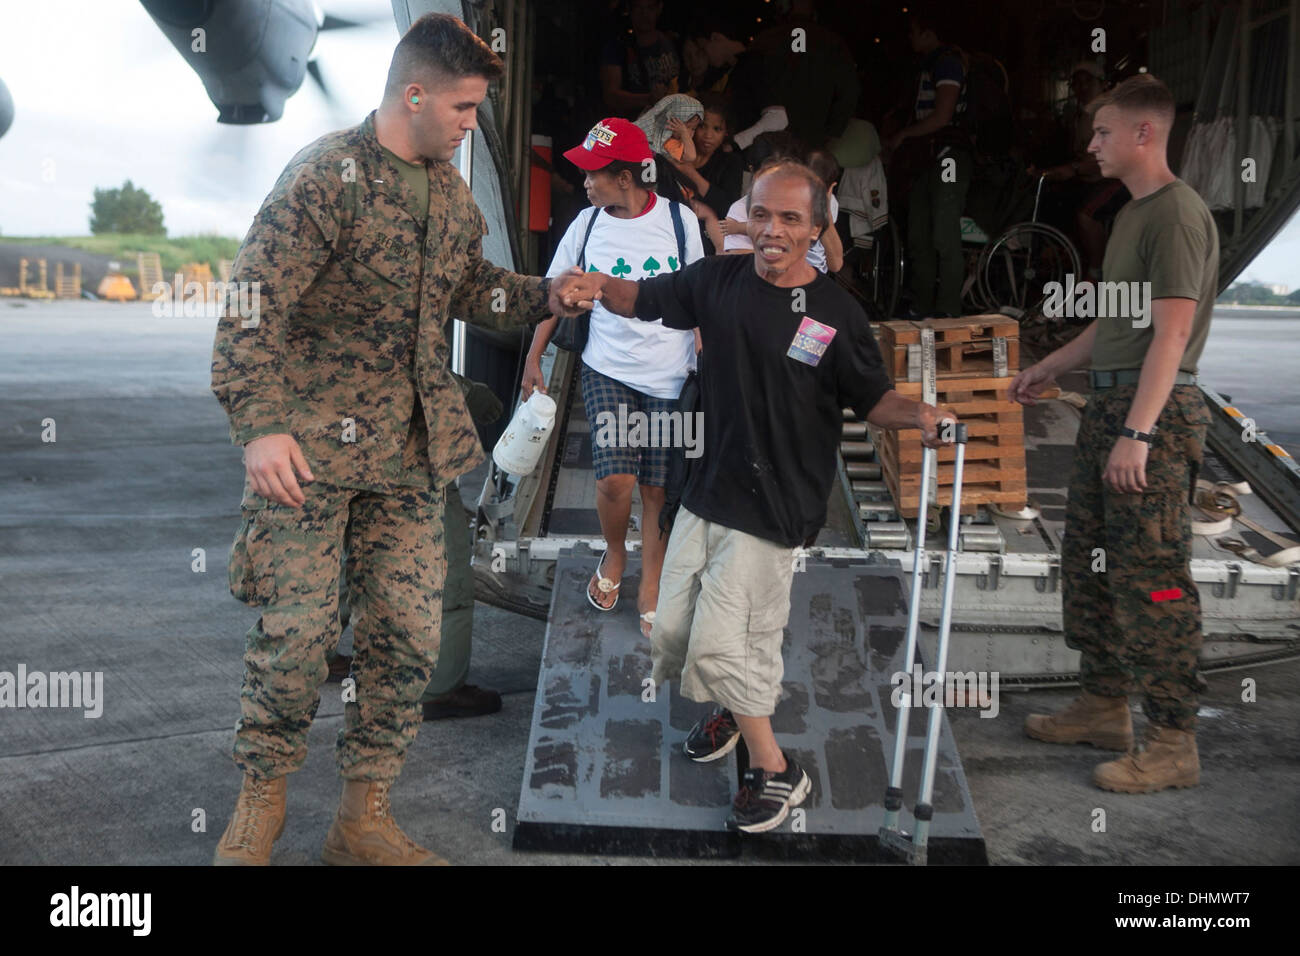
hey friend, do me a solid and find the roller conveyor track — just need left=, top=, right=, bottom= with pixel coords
left=838, top=407, right=908, bottom=543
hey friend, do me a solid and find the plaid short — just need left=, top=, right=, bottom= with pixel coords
left=580, top=361, right=677, bottom=487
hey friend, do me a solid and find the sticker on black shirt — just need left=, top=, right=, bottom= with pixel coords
left=787, top=316, right=837, bottom=366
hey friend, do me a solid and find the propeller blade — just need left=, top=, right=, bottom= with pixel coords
left=306, top=59, right=329, bottom=99
left=319, top=14, right=365, bottom=31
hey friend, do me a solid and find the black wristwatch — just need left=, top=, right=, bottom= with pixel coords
left=1119, top=425, right=1158, bottom=443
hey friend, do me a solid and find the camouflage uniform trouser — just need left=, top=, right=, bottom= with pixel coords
left=1061, top=383, right=1212, bottom=730
left=227, top=481, right=446, bottom=781
left=332, top=481, right=472, bottom=700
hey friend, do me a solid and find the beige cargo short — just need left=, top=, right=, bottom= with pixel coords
left=650, top=507, right=797, bottom=717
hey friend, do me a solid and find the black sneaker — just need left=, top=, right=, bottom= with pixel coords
left=727, top=751, right=812, bottom=833
left=683, top=707, right=740, bottom=762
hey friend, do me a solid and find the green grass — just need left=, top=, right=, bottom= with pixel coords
left=0, top=234, right=241, bottom=278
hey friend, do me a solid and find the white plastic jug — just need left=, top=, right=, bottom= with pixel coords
left=492, top=391, right=557, bottom=476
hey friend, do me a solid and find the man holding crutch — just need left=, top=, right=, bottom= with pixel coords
left=558, top=158, right=957, bottom=832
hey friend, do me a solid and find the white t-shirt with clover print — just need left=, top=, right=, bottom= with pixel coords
left=546, top=194, right=704, bottom=398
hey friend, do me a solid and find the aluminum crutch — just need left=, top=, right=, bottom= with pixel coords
left=879, top=438, right=934, bottom=844
left=879, top=423, right=968, bottom=865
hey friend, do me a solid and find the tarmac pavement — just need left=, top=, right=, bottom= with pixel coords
left=2, top=299, right=1296, bottom=865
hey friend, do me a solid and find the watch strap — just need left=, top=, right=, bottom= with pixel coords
left=1119, top=426, right=1156, bottom=443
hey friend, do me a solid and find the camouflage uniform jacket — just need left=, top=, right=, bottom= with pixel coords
left=211, top=110, right=550, bottom=491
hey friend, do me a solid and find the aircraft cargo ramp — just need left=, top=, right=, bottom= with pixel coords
left=513, top=555, right=987, bottom=863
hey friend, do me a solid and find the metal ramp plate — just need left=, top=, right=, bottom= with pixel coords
left=513, top=554, right=987, bottom=863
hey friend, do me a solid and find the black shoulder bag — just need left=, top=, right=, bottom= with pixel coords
left=658, top=358, right=700, bottom=536
left=655, top=199, right=695, bottom=535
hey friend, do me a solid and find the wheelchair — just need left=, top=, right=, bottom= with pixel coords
left=961, top=173, right=1081, bottom=316
left=840, top=162, right=1081, bottom=321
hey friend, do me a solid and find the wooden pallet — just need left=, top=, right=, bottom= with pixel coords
left=870, top=375, right=1027, bottom=516
left=137, top=252, right=164, bottom=300
left=875, top=315, right=1020, bottom=381
left=893, top=376, right=1024, bottom=413
left=55, top=261, right=82, bottom=298
left=886, top=423, right=1024, bottom=465
left=18, top=258, right=55, bottom=299
left=874, top=439, right=1027, bottom=514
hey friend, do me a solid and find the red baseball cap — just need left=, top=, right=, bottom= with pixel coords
left=563, top=118, right=653, bottom=171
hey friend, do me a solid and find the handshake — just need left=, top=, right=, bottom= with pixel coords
left=546, top=267, right=607, bottom=317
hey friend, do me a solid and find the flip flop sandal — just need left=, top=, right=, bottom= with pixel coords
left=587, top=549, right=621, bottom=611
left=639, top=610, right=656, bottom=639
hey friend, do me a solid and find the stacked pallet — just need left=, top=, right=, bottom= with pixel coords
left=54, top=261, right=82, bottom=298
left=137, top=252, right=165, bottom=301
left=869, top=316, right=1026, bottom=516
left=877, top=315, right=1020, bottom=381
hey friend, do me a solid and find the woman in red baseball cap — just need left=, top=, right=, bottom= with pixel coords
left=522, top=118, right=704, bottom=638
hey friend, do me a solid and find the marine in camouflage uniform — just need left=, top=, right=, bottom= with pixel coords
left=211, top=103, right=560, bottom=861
left=1017, top=78, right=1219, bottom=794
left=1060, top=383, right=1211, bottom=728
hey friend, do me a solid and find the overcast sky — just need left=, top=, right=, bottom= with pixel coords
left=0, top=0, right=396, bottom=238
left=1, top=0, right=1298, bottom=287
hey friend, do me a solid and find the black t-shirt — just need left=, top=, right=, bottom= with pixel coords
left=600, top=34, right=680, bottom=95
left=696, top=148, right=744, bottom=220
left=635, top=255, right=894, bottom=547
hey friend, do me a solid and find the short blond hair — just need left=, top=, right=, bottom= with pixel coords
left=1086, top=73, right=1175, bottom=128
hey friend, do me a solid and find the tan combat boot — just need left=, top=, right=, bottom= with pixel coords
left=321, top=779, right=450, bottom=866
left=213, top=774, right=287, bottom=866
left=1093, top=724, right=1200, bottom=793
left=1024, top=691, right=1133, bottom=750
